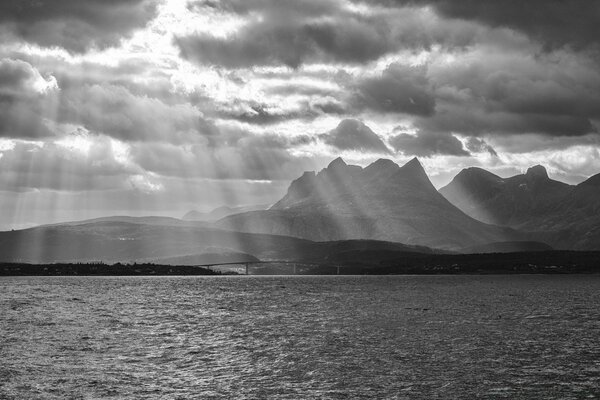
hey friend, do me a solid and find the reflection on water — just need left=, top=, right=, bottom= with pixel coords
left=1, top=275, right=600, bottom=399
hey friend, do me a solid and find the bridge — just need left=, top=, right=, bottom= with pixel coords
left=191, top=260, right=344, bottom=275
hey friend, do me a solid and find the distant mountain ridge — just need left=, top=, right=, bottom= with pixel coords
left=183, top=204, right=270, bottom=221
left=217, top=157, right=522, bottom=250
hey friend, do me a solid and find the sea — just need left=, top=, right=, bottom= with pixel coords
left=1, top=275, right=600, bottom=399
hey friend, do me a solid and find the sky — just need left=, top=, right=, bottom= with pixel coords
left=1, top=0, right=599, bottom=229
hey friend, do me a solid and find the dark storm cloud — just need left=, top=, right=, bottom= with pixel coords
left=372, top=0, right=600, bottom=50
left=389, top=130, right=469, bottom=157
left=0, top=0, right=159, bottom=52
left=0, top=58, right=57, bottom=139
left=320, top=119, right=391, bottom=154
left=351, top=63, right=435, bottom=116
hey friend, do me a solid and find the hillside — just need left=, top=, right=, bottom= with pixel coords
left=0, top=221, right=437, bottom=264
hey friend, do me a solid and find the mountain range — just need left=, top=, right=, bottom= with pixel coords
left=217, top=157, right=522, bottom=249
left=1, top=157, right=598, bottom=265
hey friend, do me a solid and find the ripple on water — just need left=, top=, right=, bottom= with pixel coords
left=1, top=275, right=600, bottom=399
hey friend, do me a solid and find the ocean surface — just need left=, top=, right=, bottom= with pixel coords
left=1, top=275, right=600, bottom=399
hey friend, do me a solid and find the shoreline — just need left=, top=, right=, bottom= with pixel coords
left=2, top=251, right=600, bottom=276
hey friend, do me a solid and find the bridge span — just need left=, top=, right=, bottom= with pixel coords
left=191, top=260, right=343, bottom=275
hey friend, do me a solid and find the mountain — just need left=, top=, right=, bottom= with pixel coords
left=439, top=165, right=572, bottom=226
left=518, top=173, right=600, bottom=250
left=183, top=204, right=270, bottom=221
left=441, top=166, right=600, bottom=250
left=216, top=158, right=522, bottom=250
left=0, top=220, right=437, bottom=264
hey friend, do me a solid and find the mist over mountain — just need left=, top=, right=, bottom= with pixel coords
left=217, top=158, right=521, bottom=250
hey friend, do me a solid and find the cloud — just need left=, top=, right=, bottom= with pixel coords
left=464, top=137, right=498, bottom=156
left=176, top=15, right=395, bottom=68
left=320, top=119, right=391, bottom=154
left=488, top=133, right=600, bottom=155
left=177, top=0, right=487, bottom=69
left=214, top=96, right=345, bottom=125
left=382, top=0, right=600, bottom=50
left=416, top=48, right=600, bottom=138
left=0, top=58, right=58, bottom=96
left=0, top=136, right=138, bottom=191
left=55, top=83, right=218, bottom=143
left=130, top=130, right=324, bottom=181
left=389, top=130, right=469, bottom=157
left=0, top=58, right=58, bottom=139
left=350, top=63, right=435, bottom=116
left=0, top=0, right=159, bottom=52
left=0, top=55, right=222, bottom=143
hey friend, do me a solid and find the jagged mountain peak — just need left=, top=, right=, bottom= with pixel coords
left=327, top=156, right=347, bottom=169
left=396, top=157, right=435, bottom=188
left=404, top=156, right=422, bottom=168
left=400, top=157, right=425, bottom=175
left=319, top=157, right=363, bottom=179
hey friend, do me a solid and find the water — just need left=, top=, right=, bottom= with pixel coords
left=1, top=275, right=600, bottom=399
